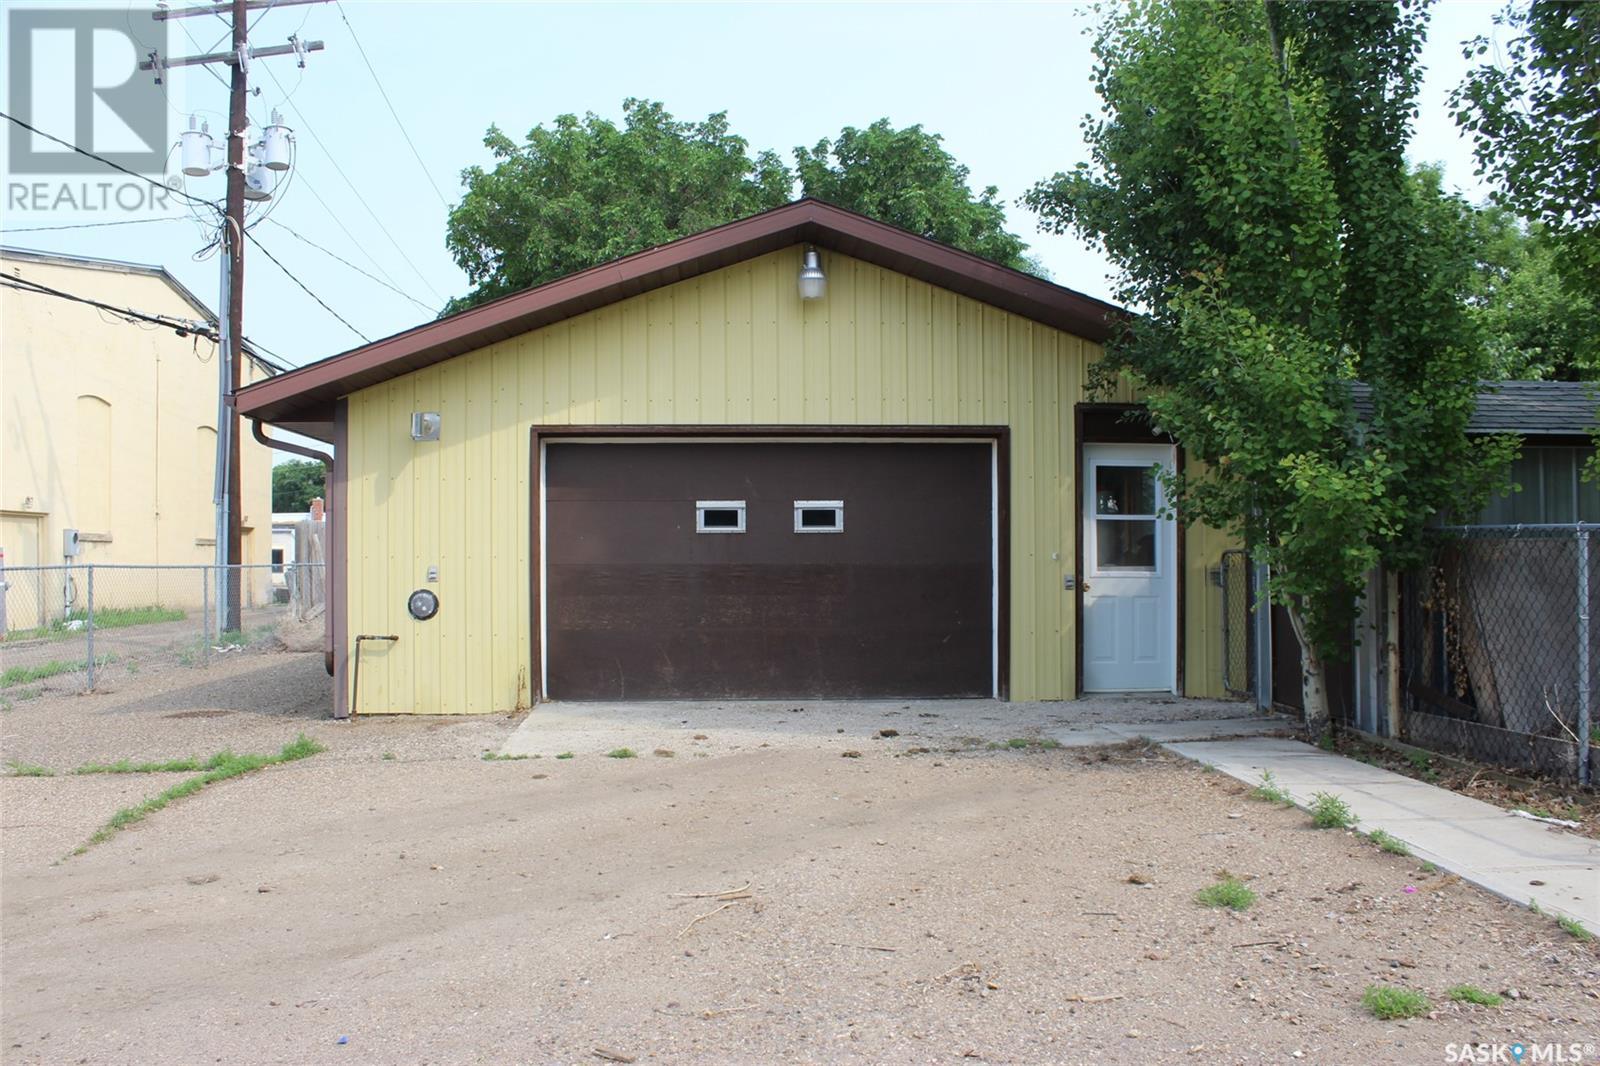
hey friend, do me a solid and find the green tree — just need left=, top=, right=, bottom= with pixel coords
left=795, top=120, right=1040, bottom=274
left=1454, top=193, right=1600, bottom=381
left=1452, top=0, right=1600, bottom=291
left=444, top=103, right=1040, bottom=313
left=445, top=99, right=792, bottom=314
left=1025, top=0, right=1516, bottom=735
left=272, top=460, right=325, bottom=513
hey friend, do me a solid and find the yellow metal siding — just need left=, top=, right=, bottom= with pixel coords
left=343, top=247, right=1228, bottom=714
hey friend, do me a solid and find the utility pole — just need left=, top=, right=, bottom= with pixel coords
left=224, top=0, right=246, bottom=636
left=142, top=0, right=327, bottom=636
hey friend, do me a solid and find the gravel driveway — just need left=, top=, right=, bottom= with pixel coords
left=3, top=653, right=1597, bottom=1064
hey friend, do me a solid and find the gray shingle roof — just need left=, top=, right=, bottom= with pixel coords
left=1350, top=380, right=1598, bottom=436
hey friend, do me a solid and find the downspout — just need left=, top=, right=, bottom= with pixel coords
left=250, top=419, right=336, bottom=675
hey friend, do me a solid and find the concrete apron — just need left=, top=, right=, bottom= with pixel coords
left=1165, top=737, right=1600, bottom=930
left=499, top=696, right=1283, bottom=760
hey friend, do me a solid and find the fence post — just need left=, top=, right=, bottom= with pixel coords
left=85, top=564, right=96, bottom=690
left=201, top=566, right=210, bottom=661
left=1578, top=528, right=1591, bottom=788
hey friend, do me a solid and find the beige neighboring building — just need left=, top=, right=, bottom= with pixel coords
left=0, top=247, right=275, bottom=619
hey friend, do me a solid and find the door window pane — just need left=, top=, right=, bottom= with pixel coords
left=1095, top=465, right=1156, bottom=516
left=1097, top=519, right=1157, bottom=569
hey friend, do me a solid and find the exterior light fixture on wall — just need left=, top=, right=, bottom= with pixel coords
left=798, top=246, right=826, bottom=300
left=411, top=412, right=441, bottom=441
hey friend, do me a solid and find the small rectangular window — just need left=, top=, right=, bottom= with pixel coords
left=270, top=548, right=285, bottom=574
left=696, top=500, right=746, bottom=533
left=793, top=500, right=844, bottom=533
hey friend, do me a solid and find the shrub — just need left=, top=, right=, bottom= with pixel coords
left=1310, top=791, right=1357, bottom=830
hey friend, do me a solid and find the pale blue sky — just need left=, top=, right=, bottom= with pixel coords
left=3, top=0, right=1507, bottom=375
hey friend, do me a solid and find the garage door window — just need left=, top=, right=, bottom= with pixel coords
left=794, top=500, right=844, bottom=533
left=696, top=500, right=746, bottom=533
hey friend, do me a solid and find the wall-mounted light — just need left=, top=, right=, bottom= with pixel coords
left=411, top=412, right=441, bottom=441
left=798, top=246, right=826, bottom=301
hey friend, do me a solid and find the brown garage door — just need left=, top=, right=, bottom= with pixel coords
left=544, top=440, right=993, bottom=700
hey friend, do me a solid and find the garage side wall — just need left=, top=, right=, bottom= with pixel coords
left=343, top=247, right=1139, bottom=714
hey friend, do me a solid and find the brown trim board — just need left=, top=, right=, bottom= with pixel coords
left=238, top=199, right=1125, bottom=425
left=528, top=425, right=1012, bottom=702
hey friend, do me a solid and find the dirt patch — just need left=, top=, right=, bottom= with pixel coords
left=1329, top=732, right=1600, bottom=839
left=3, top=743, right=1596, bottom=1064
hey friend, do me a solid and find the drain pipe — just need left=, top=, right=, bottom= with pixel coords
left=351, top=634, right=399, bottom=717
left=250, top=419, right=337, bottom=674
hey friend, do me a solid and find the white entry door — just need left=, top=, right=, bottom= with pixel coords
left=1082, top=444, right=1177, bottom=692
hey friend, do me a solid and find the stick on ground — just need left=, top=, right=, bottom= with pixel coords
left=677, top=901, right=739, bottom=938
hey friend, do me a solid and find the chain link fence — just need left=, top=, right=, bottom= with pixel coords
left=1399, top=524, right=1595, bottom=785
left=1220, top=548, right=1254, bottom=698
left=0, top=563, right=325, bottom=702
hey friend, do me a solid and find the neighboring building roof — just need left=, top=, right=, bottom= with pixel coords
left=1351, top=380, right=1598, bottom=436
left=0, top=245, right=280, bottom=376
left=236, top=198, right=1127, bottom=425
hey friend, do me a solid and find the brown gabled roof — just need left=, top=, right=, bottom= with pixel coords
left=236, top=198, right=1125, bottom=425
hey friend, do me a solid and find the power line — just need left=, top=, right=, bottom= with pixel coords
left=334, top=0, right=449, bottom=209
left=1, top=272, right=291, bottom=375
left=262, top=216, right=436, bottom=313
left=0, top=111, right=220, bottom=212
left=2, top=274, right=212, bottom=335
left=1, top=216, right=182, bottom=233
left=286, top=167, right=412, bottom=295
left=244, top=230, right=371, bottom=342
left=259, top=62, right=447, bottom=304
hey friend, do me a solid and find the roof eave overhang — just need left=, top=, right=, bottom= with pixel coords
left=237, top=199, right=1125, bottom=424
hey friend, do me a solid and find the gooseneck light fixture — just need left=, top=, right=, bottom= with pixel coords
left=798, top=246, right=826, bottom=301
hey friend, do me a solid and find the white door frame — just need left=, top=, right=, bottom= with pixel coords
left=1080, top=443, right=1179, bottom=694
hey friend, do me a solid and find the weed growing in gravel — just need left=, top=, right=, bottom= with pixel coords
left=1249, top=771, right=1293, bottom=806
left=1420, top=861, right=1439, bottom=874
left=1194, top=876, right=1256, bottom=911
left=988, top=737, right=1063, bottom=751
left=1199, top=762, right=1217, bottom=773
left=1447, top=985, right=1504, bottom=1006
left=1362, top=985, right=1429, bottom=1020
left=556, top=752, right=574, bottom=760
left=74, top=754, right=233, bottom=774
left=382, top=752, right=396, bottom=761
left=1367, top=829, right=1410, bottom=856
left=73, top=734, right=325, bottom=856
left=1557, top=915, right=1593, bottom=941
left=7, top=762, right=55, bottom=777
left=482, top=752, right=531, bottom=761
left=1310, top=792, right=1358, bottom=829
left=606, top=748, right=637, bottom=759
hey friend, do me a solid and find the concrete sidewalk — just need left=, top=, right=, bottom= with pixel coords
left=1165, top=737, right=1600, bottom=930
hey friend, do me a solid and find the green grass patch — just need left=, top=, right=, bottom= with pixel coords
left=1249, top=770, right=1294, bottom=806
left=555, top=751, right=574, bottom=760
left=73, top=752, right=235, bottom=774
left=606, top=748, right=637, bottom=759
left=1420, top=860, right=1439, bottom=874
left=72, top=734, right=324, bottom=855
left=1310, top=791, right=1358, bottom=830
left=1557, top=914, right=1593, bottom=941
left=1362, top=985, right=1429, bottom=1020
left=5, top=605, right=186, bottom=643
left=2, top=659, right=83, bottom=687
left=1447, top=985, right=1503, bottom=1007
left=482, top=752, right=532, bottom=761
left=6, top=761, right=55, bottom=777
left=1367, top=829, right=1411, bottom=856
left=1194, top=876, right=1256, bottom=911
